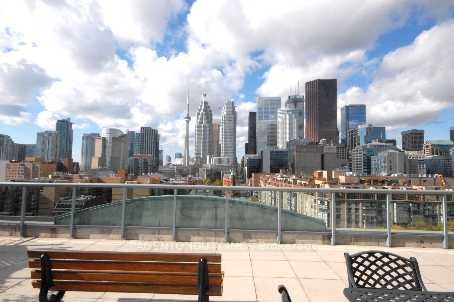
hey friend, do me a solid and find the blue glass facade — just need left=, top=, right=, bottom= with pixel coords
left=340, top=104, right=366, bottom=144
left=358, top=124, right=386, bottom=145
left=256, top=97, right=281, bottom=152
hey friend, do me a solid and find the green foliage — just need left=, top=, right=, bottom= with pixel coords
left=393, top=220, right=454, bottom=232
left=203, top=178, right=223, bottom=186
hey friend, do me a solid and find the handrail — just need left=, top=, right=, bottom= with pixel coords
left=0, top=181, right=453, bottom=195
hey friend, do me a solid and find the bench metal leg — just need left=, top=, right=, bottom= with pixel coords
left=39, top=253, right=65, bottom=302
left=198, top=257, right=209, bottom=302
left=278, top=285, right=292, bottom=302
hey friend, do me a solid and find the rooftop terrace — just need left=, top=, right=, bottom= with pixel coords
left=1, top=236, right=454, bottom=302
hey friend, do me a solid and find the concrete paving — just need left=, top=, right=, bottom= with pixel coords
left=1, top=236, right=454, bottom=302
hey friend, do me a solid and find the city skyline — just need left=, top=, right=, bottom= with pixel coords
left=0, top=1, right=453, bottom=161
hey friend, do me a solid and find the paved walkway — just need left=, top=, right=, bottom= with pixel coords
left=1, top=236, right=454, bottom=302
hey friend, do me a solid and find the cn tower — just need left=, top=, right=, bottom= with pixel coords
left=183, top=90, right=191, bottom=166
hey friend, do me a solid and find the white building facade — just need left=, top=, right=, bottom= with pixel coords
left=195, top=93, right=213, bottom=164
left=101, top=128, right=123, bottom=169
left=277, top=95, right=304, bottom=149
left=256, top=96, right=281, bottom=153
left=220, top=100, right=237, bottom=163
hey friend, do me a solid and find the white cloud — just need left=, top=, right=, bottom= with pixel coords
left=97, top=0, right=185, bottom=45
left=339, top=20, right=454, bottom=128
left=0, top=0, right=453, bottom=156
left=187, top=0, right=412, bottom=96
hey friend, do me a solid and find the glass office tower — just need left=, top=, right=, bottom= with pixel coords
left=340, top=104, right=366, bottom=144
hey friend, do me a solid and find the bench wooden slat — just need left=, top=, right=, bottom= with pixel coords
left=30, top=270, right=223, bottom=286
left=32, top=280, right=223, bottom=296
left=27, top=250, right=221, bottom=263
left=28, top=259, right=221, bottom=273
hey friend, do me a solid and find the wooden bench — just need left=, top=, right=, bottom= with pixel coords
left=28, top=250, right=223, bottom=302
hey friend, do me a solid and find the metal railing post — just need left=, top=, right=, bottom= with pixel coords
left=442, top=194, right=448, bottom=249
left=224, top=192, right=229, bottom=242
left=19, top=186, right=27, bottom=237
left=386, top=193, right=392, bottom=248
left=120, top=188, right=127, bottom=240
left=331, top=192, right=336, bottom=245
left=277, top=191, right=283, bottom=244
left=69, top=187, right=77, bottom=238
left=172, top=189, right=177, bottom=241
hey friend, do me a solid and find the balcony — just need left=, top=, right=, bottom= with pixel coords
left=0, top=182, right=453, bottom=301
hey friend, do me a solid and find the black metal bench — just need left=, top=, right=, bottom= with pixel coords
left=344, top=250, right=426, bottom=291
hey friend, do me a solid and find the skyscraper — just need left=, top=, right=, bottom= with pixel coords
left=245, top=112, right=256, bottom=154
left=80, top=133, right=99, bottom=171
left=195, top=93, right=213, bottom=164
left=127, top=130, right=137, bottom=157
left=340, top=104, right=366, bottom=144
left=110, top=134, right=128, bottom=171
left=136, top=127, right=160, bottom=171
left=184, top=91, right=191, bottom=166
left=0, top=134, right=14, bottom=160
left=36, top=131, right=58, bottom=162
left=304, top=79, right=338, bottom=144
left=220, top=100, right=237, bottom=162
left=358, top=124, right=386, bottom=145
left=212, top=121, right=221, bottom=157
left=91, top=136, right=106, bottom=169
left=256, top=96, right=281, bottom=153
left=101, top=128, right=123, bottom=169
left=56, top=118, right=73, bottom=161
left=402, top=129, right=424, bottom=151
left=277, top=94, right=304, bottom=149
left=450, top=127, right=454, bottom=143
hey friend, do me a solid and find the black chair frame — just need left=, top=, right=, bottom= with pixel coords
left=344, top=250, right=427, bottom=291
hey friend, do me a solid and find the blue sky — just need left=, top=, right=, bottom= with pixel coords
left=0, top=0, right=453, bottom=161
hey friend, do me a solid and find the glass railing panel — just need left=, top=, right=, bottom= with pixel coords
left=124, top=187, right=171, bottom=228
left=281, top=190, right=328, bottom=232
left=391, top=193, right=443, bottom=233
left=228, top=189, right=277, bottom=231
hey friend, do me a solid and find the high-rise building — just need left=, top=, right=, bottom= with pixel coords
left=212, top=121, right=221, bottom=157
left=56, top=118, right=73, bottom=161
left=159, top=149, right=163, bottom=167
left=358, top=124, right=386, bottom=145
left=401, top=129, right=424, bottom=151
left=110, top=134, right=128, bottom=171
left=24, top=144, right=37, bottom=157
left=450, top=127, right=454, bottom=143
left=277, top=95, right=304, bottom=149
left=352, top=142, right=398, bottom=175
left=0, top=134, right=15, bottom=160
left=245, top=112, right=257, bottom=155
left=91, top=136, right=106, bottom=169
left=347, top=128, right=360, bottom=156
left=80, top=133, right=99, bottom=171
left=101, top=128, right=123, bottom=169
left=128, top=155, right=155, bottom=176
left=36, top=131, right=58, bottom=162
left=256, top=97, right=281, bottom=152
left=423, top=140, right=453, bottom=157
left=127, top=131, right=137, bottom=157
left=288, top=140, right=339, bottom=176
left=220, top=100, right=237, bottom=162
left=132, top=127, right=160, bottom=171
left=304, top=79, right=338, bottom=144
left=195, top=93, right=213, bottom=164
left=371, top=150, right=406, bottom=176
left=340, top=104, right=366, bottom=144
